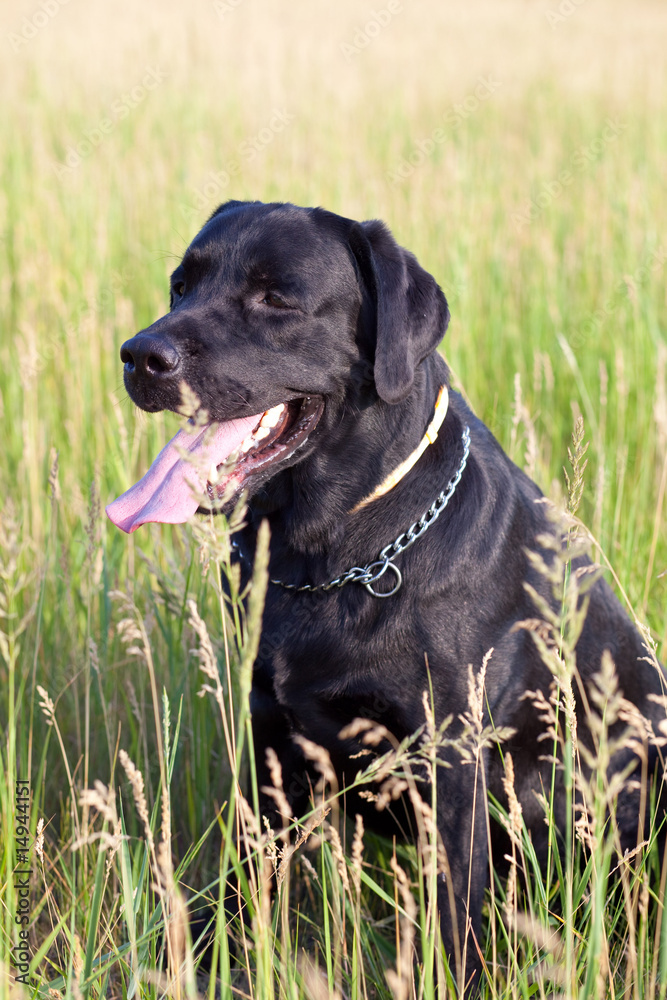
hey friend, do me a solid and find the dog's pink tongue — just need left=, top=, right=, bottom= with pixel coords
left=105, top=414, right=262, bottom=533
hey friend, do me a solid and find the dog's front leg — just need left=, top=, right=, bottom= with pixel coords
left=435, top=761, right=488, bottom=994
left=213, top=676, right=315, bottom=954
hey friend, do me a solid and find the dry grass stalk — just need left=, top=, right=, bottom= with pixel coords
left=327, top=823, right=350, bottom=895
left=501, top=754, right=523, bottom=846
left=35, top=817, right=45, bottom=862
left=511, top=371, right=539, bottom=480
left=177, top=383, right=205, bottom=425
left=512, top=913, right=566, bottom=987
left=74, top=781, right=124, bottom=877
left=36, top=684, right=55, bottom=726
left=261, top=746, right=293, bottom=835
left=385, top=854, right=416, bottom=1000
left=339, top=718, right=393, bottom=747
left=376, top=776, right=410, bottom=812
left=85, top=478, right=101, bottom=561
left=87, top=637, right=99, bottom=676
left=293, top=734, right=337, bottom=791
left=47, top=447, right=60, bottom=503
left=565, top=414, right=589, bottom=519
left=188, top=598, right=219, bottom=693
left=501, top=754, right=522, bottom=929
left=276, top=803, right=330, bottom=888
left=71, top=935, right=84, bottom=1000
left=262, top=813, right=279, bottom=876
left=300, top=956, right=343, bottom=1000
left=234, top=790, right=269, bottom=928
left=350, top=813, right=365, bottom=901
left=467, top=650, right=491, bottom=741
left=237, top=791, right=261, bottom=844
left=114, top=613, right=145, bottom=661
left=161, top=879, right=195, bottom=999
left=422, top=689, right=435, bottom=743
left=118, top=750, right=154, bottom=852
left=105, top=818, right=123, bottom=877
left=126, top=679, right=142, bottom=725
left=76, top=781, right=117, bottom=829
left=188, top=595, right=239, bottom=774
left=159, top=793, right=173, bottom=883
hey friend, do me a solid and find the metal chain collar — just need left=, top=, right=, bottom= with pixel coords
left=252, top=424, right=471, bottom=598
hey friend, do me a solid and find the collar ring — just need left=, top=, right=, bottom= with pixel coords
left=364, top=560, right=402, bottom=598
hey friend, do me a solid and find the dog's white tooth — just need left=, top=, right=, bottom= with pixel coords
left=209, top=461, right=219, bottom=482
left=240, top=436, right=254, bottom=453
left=254, top=425, right=271, bottom=441
left=259, top=403, right=285, bottom=429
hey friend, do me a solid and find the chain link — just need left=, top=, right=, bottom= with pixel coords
left=242, top=424, right=470, bottom=598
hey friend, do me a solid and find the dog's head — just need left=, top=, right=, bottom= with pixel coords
left=106, top=200, right=450, bottom=532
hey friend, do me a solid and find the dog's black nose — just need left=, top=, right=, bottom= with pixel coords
left=120, top=335, right=181, bottom=377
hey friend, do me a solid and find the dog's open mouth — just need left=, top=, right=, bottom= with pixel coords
left=105, top=396, right=324, bottom=533
left=204, top=395, right=324, bottom=508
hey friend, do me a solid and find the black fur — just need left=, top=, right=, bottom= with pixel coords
left=118, top=200, right=666, bottom=989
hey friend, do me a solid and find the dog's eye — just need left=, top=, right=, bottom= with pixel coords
left=262, top=291, right=290, bottom=309
left=170, top=280, right=185, bottom=309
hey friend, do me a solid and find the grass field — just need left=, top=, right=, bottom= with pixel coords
left=1, top=0, right=667, bottom=996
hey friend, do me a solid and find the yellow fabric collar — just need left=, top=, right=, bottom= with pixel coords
left=351, top=386, right=450, bottom=513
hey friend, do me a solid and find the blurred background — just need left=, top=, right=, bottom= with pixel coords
left=1, top=0, right=666, bottom=984
left=2, top=0, right=665, bottom=587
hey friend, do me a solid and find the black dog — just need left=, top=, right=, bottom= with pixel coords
left=107, top=199, right=666, bottom=988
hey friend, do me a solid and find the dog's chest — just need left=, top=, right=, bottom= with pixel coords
left=259, top=587, right=427, bottom=735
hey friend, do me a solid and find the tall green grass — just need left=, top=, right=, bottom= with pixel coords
left=1, top=2, right=666, bottom=995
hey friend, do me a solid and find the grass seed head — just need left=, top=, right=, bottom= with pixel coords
left=35, top=817, right=45, bottom=861
left=119, top=749, right=154, bottom=851
left=36, top=684, right=55, bottom=726
left=501, top=753, right=523, bottom=842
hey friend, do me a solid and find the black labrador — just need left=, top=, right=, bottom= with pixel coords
left=107, top=199, right=666, bottom=989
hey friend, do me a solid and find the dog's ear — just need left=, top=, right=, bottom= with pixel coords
left=350, top=220, right=450, bottom=404
left=206, top=199, right=257, bottom=225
